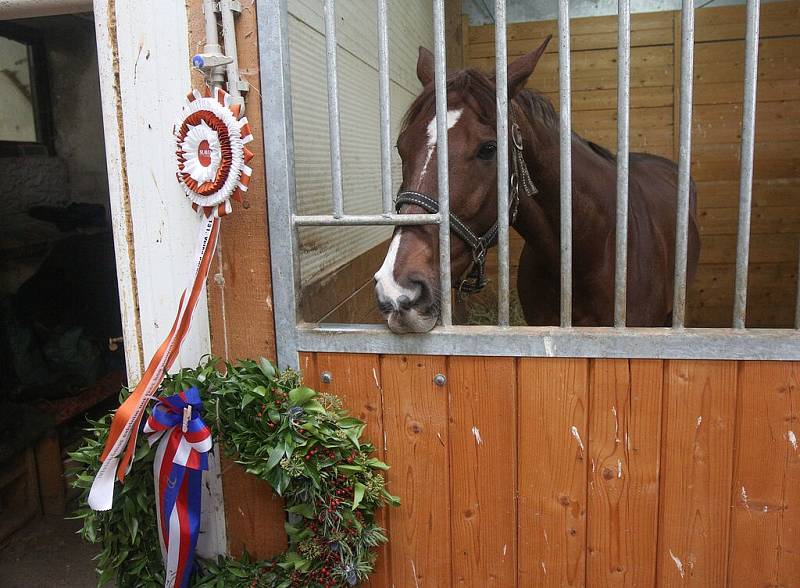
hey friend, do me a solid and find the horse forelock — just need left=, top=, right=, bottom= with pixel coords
left=401, top=69, right=498, bottom=133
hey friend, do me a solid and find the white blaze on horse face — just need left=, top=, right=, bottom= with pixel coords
left=415, top=108, right=463, bottom=189
left=374, top=230, right=420, bottom=309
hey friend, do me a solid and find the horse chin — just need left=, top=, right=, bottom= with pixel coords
left=386, top=310, right=437, bottom=334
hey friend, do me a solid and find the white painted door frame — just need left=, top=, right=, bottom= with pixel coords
left=91, top=0, right=227, bottom=558
left=0, top=0, right=227, bottom=558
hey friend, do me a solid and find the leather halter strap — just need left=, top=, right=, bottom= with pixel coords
left=394, top=108, right=537, bottom=295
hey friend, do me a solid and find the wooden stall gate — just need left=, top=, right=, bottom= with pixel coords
left=299, top=354, right=800, bottom=587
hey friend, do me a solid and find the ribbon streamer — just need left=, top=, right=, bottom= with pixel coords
left=88, top=85, right=253, bottom=512
left=145, top=388, right=212, bottom=588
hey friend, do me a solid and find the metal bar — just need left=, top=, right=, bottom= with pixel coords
left=220, top=0, right=244, bottom=105
left=295, top=323, right=800, bottom=361
left=496, top=0, right=510, bottom=327
left=796, top=240, right=800, bottom=329
left=671, top=0, right=695, bottom=329
left=202, top=0, right=226, bottom=88
left=614, top=0, right=630, bottom=328
left=377, top=0, right=393, bottom=214
left=433, top=0, right=453, bottom=326
left=259, top=0, right=301, bottom=369
left=294, top=213, right=440, bottom=226
left=324, top=0, right=345, bottom=217
left=732, top=0, right=761, bottom=329
left=558, top=0, right=572, bottom=327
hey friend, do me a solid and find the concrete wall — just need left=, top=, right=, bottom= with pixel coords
left=0, top=14, right=107, bottom=290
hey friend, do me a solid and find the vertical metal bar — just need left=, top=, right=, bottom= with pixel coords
left=732, top=0, right=761, bottom=329
left=433, top=0, right=452, bottom=326
left=671, top=0, right=695, bottom=329
left=259, top=0, right=301, bottom=369
left=377, top=0, right=393, bottom=214
left=614, top=0, right=630, bottom=328
left=324, top=0, right=345, bottom=217
left=496, top=0, right=510, bottom=326
left=795, top=241, right=800, bottom=329
left=558, top=0, right=572, bottom=327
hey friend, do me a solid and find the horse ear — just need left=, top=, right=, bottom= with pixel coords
left=417, top=46, right=434, bottom=86
left=507, top=34, right=552, bottom=96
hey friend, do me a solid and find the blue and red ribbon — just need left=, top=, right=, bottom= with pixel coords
left=144, top=387, right=212, bottom=588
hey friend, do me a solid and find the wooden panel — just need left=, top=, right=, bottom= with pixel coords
left=587, top=359, right=663, bottom=586
left=728, top=362, right=800, bottom=586
left=381, top=354, right=451, bottom=587
left=657, top=361, right=738, bottom=586
left=448, top=356, right=517, bottom=587
left=518, top=358, right=589, bottom=587
left=305, top=352, right=391, bottom=587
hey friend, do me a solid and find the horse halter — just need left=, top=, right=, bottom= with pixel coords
left=394, top=109, right=538, bottom=295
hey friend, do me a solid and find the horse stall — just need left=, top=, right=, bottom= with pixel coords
left=211, top=0, right=799, bottom=586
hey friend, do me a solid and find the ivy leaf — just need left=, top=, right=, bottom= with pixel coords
left=288, top=387, right=316, bottom=406
left=352, top=482, right=366, bottom=510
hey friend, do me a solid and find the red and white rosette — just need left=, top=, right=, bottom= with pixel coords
left=176, top=86, right=254, bottom=218
left=88, top=86, right=253, bottom=515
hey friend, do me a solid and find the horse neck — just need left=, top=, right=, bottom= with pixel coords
left=511, top=103, right=616, bottom=268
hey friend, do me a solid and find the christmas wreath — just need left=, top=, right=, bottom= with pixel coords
left=71, top=358, right=399, bottom=587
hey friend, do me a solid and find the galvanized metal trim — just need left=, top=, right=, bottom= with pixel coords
left=293, top=213, right=441, bottom=226
left=295, top=324, right=800, bottom=361
left=324, top=0, right=345, bottom=218
left=671, top=0, right=695, bottom=329
left=732, top=0, right=761, bottom=329
left=433, top=0, right=453, bottom=326
left=496, top=0, right=511, bottom=327
left=796, top=240, right=800, bottom=330
left=377, top=0, right=393, bottom=215
left=558, top=0, right=573, bottom=327
left=259, top=0, right=301, bottom=370
left=614, top=0, right=631, bottom=328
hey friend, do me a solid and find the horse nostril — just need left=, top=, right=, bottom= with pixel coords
left=396, top=295, right=414, bottom=311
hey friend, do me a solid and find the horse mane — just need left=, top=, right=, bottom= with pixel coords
left=401, top=67, right=617, bottom=163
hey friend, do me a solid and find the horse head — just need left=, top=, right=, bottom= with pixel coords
left=374, top=37, right=550, bottom=333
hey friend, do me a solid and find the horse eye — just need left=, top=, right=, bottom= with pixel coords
left=477, top=141, right=497, bottom=160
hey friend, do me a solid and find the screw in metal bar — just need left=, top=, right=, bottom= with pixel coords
left=433, top=373, right=447, bottom=387
left=321, top=371, right=333, bottom=384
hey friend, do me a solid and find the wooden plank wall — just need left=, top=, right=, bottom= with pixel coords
left=466, top=0, right=800, bottom=327
left=301, top=353, right=800, bottom=587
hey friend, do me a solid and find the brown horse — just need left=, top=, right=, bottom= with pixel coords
left=374, top=37, right=700, bottom=333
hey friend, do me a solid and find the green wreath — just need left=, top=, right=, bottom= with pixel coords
left=70, top=358, right=399, bottom=587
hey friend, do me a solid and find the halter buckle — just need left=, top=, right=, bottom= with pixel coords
left=512, top=123, right=524, bottom=151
